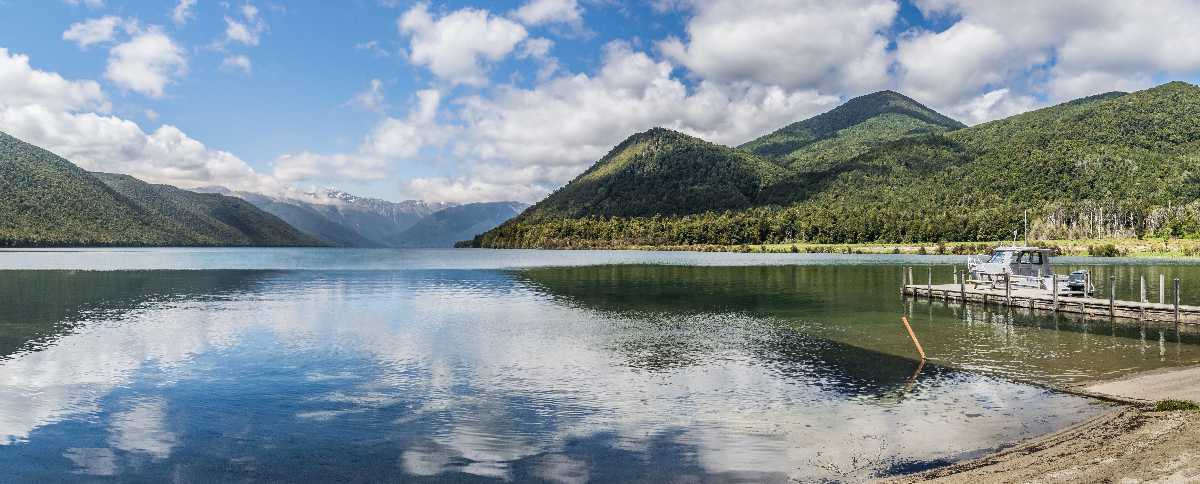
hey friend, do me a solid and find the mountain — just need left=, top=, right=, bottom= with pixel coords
left=739, top=90, right=966, bottom=170
left=395, top=201, right=528, bottom=247
left=476, top=82, right=1200, bottom=248
left=0, top=131, right=320, bottom=247
left=288, top=189, right=453, bottom=246
left=192, top=187, right=377, bottom=247
left=516, top=127, right=789, bottom=221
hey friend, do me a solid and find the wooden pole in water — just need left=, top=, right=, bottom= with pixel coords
left=1174, top=278, right=1181, bottom=324
left=1140, top=276, right=1146, bottom=303
left=1052, top=274, right=1058, bottom=313
left=959, top=270, right=966, bottom=302
left=1161, top=274, right=1166, bottom=304
left=1005, top=273, right=1012, bottom=305
left=908, top=267, right=914, bottom=287
left=1108, top=276, right=1118, bottom=319
left=901, top=316, right=927, bottom=360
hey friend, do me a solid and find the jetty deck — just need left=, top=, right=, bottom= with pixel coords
left=903, top=283, right=1200, bottom=324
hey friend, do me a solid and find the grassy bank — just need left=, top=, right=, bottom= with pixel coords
left=610, top=238, right=1200, bottom=258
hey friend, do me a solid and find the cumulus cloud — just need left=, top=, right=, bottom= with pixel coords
left=62, top=16, right=136, bottom=49
left=0, top=48, right=276, bottom=193
left=411, top=42, right=837, bottom=202
left=172, top=0, right=197, bottom=26
left=398, top=4, right=528, bottom=86
left=900, top=0, right=1200, bottom=120
left=224, top=3, right=266, bottom=46
left=104, top=28, right=187, bottom=99
left=221, top=54, right=252, bottom=75
left=0, top=48, right=108, bottom=112
left=659, top=0, right=897, bottom=93
left=272, top=89, right=448, bottom=184
left=511, top=0, right=583, bottom=27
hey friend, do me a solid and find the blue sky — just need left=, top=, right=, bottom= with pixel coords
left=1, top=1, right=1198, bottom=203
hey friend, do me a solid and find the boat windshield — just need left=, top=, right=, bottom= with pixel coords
left=989, top=250, right=1015, bottom=263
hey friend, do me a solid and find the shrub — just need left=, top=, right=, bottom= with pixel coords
left=1154, top=399, right=1200, bottom=411
left=1088, top=243, right=1121, bottom=257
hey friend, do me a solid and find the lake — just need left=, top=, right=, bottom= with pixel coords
left=3, top=248, right=1200, bottom=482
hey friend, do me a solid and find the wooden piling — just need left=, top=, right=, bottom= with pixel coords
left=1052, top=275, right=1058, bottom=312
left=1175, top=278, right=1181, bottom=324
left=901, top=316, right=926, bottom=360
left=1141, top=276, right=1147, bottom=303
left=1109, top=276, right=1116, bottom=317
left=959, top=270, right=966, bottom=302
left=1161, top=274, right=1166, bottom=304
left=1005, top=274, right=1011, bottom=305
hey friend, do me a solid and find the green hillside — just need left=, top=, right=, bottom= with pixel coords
left=477, top=82, right=1200, bottom=248
left=94, top=173, right=321, bottom=247
left=739, top=90, right=965, bottom=170
left=517, top=127, right=788, bottom=220
left=0, top=131, right=319, bottom=247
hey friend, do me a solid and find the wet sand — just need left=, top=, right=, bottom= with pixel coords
left=889, top=365, right=1200, bottom=483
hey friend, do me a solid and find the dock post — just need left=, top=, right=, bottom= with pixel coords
left=1161, top=274, right=1165, bottom=304
left=1141, top=276, right=1147, bottom=303
left=1174, top=278, right=1181, bottom=324
left=1109, top=276, right=1116, bottom=318
left=1052, top=275, right=1058, bottom=313
left=908, top=267, right=914, bottom=287
left=1005, top=274, right=1011, bottom=306
left=959, top=270, right=966, bottom=302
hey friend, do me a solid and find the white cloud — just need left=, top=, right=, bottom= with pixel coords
left=405, top=177, right=547, bottom=205
left=0, top=48, right=108, bottom=112
left=273, top=89, right=448, bottom=184
left=63, top=16, right=135, bottom=49
left=348, top=78, right=388, bottom=112
left=355, top=40, right=390, bottom=57
left=0, top=48, right=277, bottom=193
left=398, top=4, right=528, bottom=86
left=944, top=88, right=1039, bottom=126
left=172, top=0, right=197, bottom=26
left=221, top=54, right=252, bottom=75
left=512, top=0, right=582, bottom=27
left=425, top=42, right=837, bottom=202
left=104, top=28, right=187, bottom=98
left=224, top=3, right=266, bottom=46
left=901, top=0, right=1200, bottom=118
left=63, top=0, right=104, bottom=8
left=659, top=0, right=897, bottom=93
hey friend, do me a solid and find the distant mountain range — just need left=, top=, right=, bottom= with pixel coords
left=0, top=130, right=524, bottom=248
left=476, top=81, right=1200, bottom=248
left=0, top=131, right=318, bottom=247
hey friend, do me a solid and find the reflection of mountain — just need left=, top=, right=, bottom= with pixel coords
left=514, top=265, right=937, bottom=397
left=0, top=270, right=270, bottom=359
left=514, top=264, right=1200, bottom=386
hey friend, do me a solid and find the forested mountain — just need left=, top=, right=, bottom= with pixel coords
left=517, top=127, right=788, bottom=220
left=296, top=189, right=453, bottom=245
left=476, top=82, right=1200, bottom=248
left=0, top=131, right=320, bottom=247
left=395, top=201, right=528, bottom=247
left=739, top=90, right=965, bottom=170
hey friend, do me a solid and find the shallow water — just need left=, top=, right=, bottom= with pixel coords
left=1, top=249, right=1197, bottom=482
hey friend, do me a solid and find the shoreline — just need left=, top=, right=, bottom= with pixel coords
left=483, top=238, right=1200, bottom=258
left=889, top=364, right=1200, bottom=482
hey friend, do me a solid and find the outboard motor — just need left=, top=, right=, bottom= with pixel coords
left=1067, top=270, right=1090, bottom=293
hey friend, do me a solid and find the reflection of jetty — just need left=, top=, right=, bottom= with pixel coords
left=902, top=283, right=1200, bottom=324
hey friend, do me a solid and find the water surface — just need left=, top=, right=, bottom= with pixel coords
left=2, top=249, right=1198, bottom=482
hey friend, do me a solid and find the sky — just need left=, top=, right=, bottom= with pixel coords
left=1, top=0, right=1199, bottom=204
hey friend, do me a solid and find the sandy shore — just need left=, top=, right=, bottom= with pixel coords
left=887, top=365, right=1200, bottom=483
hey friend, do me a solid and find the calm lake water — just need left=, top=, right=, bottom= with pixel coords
left=3, top=248, right=1200, bottom=482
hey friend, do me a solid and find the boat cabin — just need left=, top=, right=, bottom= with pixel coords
left=967, top=246, right=1090, bottom=294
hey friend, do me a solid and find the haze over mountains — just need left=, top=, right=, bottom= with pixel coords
left=477, top=81, right=1200, bottom=248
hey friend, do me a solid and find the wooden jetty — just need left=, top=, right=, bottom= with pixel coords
left=902, top=282, right=1200, bottom=324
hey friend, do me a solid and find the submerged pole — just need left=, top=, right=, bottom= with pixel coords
left=1052, top=274, right=1058, bottom=312
left=1005, top=273, right=1012, bottom=306
left=1175, top=278, right=1181, bottom=324
left=1109, top=276, right=1116, bottom=317
left=901, top=316, right=927, bottom=360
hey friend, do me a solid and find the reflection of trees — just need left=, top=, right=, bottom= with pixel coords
left=0, top=270, right=272, bottom=359
left=514, top=265, right=942, bottom=398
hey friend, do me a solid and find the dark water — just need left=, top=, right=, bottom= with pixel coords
left=2, top=249, right=1198, bottom=482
